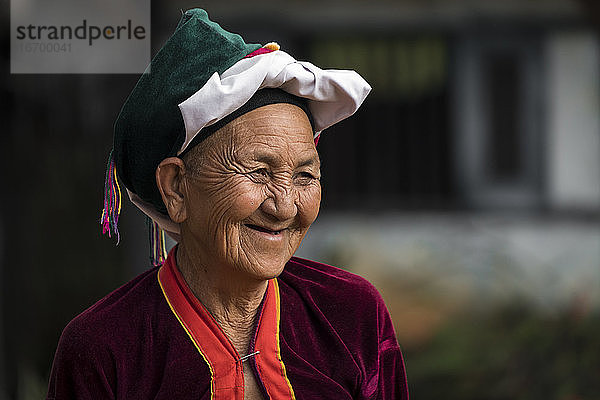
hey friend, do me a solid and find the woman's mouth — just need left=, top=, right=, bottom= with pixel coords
left=245, top=224, right=282, bottom=235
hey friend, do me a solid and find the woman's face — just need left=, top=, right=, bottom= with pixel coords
left=180, top=103, right=321, bottom=281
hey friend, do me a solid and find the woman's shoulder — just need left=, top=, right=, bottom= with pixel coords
left=281, top=256, right=385, bottom=310
left=279, top=257, right=400, bottom=363
left=48, top=267, right=195, bottom=399
left=278, top=258, right=406, bottom=400
left=59, top=267, right=162, bottom=346
left=284, top=256, right=380, bottom=291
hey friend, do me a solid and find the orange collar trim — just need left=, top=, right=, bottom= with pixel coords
left=158, top=249, right=295, bottom=400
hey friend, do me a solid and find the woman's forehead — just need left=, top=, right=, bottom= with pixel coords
left=232, top=103, right=312, bottom=133
left=230, top=104, right=315, bottom=150
left=233, top=132, right=319, bottom=168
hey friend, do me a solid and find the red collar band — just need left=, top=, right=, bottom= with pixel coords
left=158, top=248, right=295, bottom=400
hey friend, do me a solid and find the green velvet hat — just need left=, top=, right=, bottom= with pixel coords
left=113, top=8, right=261, bottom=216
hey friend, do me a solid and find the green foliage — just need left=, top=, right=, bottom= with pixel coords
left=405, top=303, right=600, bottom=399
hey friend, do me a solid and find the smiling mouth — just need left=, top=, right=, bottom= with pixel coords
left=245, top=224, right=283, bottom=235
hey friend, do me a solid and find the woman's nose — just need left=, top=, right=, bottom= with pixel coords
left=260, top=184, right=297, bottom=221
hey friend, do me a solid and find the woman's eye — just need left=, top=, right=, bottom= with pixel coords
left=248, top=168, right=270, bottom=182
left=295, top=171, right=318, bottom=184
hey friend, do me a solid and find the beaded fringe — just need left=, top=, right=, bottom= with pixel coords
left=100, top=150, right=122, bottom=244
left=147, top=218, right=167, bottom=266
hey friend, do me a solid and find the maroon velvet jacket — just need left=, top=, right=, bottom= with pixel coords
left=47, top=253, right=409, bottom=399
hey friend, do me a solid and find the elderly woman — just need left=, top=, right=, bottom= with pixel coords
left=47, top=9, right=408, bottom=400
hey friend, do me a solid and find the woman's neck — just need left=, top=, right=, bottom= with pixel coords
left=175, top=244, right=268, bottom=355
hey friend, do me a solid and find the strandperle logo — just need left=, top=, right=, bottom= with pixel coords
left=11, top=0, right=150, bottom=74
left=15, top=19, right=146, bottom=46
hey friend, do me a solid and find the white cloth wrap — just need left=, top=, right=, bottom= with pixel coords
left=178, top=50, right=371, bottom=154
left=135, top=50, right=371, bottom=239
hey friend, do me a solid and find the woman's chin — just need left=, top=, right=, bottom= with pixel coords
left=234, top=254, right=289, bottom=282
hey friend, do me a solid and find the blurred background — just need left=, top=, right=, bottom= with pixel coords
left=1, top=0, right=599, bottom=398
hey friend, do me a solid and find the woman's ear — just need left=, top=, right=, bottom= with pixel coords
left=156, top=157, right=187, bottom=223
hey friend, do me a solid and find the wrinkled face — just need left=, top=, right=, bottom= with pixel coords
left=180, top=103, right=321, bottom=280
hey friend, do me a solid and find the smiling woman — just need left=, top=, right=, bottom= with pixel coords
left=46, top=8, right=408, bottom=400
left=167, top=104, right=321, bottom=284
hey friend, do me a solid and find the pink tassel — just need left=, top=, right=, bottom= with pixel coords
left=244, top=43, right=279, bottom=59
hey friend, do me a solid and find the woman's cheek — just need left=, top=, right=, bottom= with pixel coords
left=228, top=184, right=265, bottom=219
left=298, top=183, right=321, bottom=227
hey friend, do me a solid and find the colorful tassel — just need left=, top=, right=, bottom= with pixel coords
left=147, top=218, right=167, bottom=266
left=100, top=150, right=122, bottom=244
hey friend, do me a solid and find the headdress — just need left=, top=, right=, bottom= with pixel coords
left=101, top=8, right=371, bottom=265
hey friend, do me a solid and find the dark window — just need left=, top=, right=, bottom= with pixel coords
left=484, top=53, right=522, bottom=182
left=307, top=36, right=454, bottom=210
